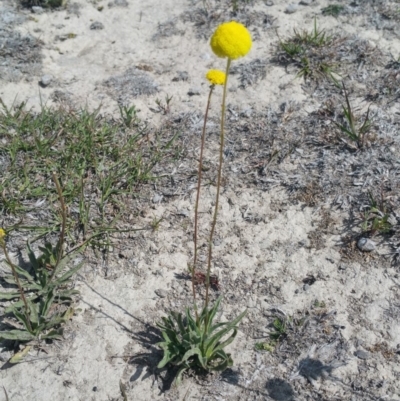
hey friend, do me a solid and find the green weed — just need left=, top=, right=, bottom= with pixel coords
left=155, top=94, right=173, bottom=114
left=0, top=176, right=84, bottom=354
left=269, top=317, right=288, bottom=341
left=157, top=296, right=246, bottom=384
left=362, top=191, right=393, bottom=235
left=278, top=19, right=339, bottom=85
left=333, top=84, right=372, bottom=149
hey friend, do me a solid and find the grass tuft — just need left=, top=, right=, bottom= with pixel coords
left=0, top=99, right=177, bottom=247
left=277, top=19, right=340, bottom=85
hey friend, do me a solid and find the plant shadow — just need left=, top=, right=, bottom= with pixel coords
left=266, top=378, right=295, bottom=401
left=82, top=280, right=177, bottom=392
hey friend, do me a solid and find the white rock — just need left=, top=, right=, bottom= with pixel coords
left=357, top=238, right=376, bottom=252
left=286, top=4, right=298, bottom=13
left=40, top=75, right=53, bottom=87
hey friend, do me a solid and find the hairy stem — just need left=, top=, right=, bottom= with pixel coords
left=193, top=86, right=214, bottom=314
left=205, top=58, right=231, bottom=308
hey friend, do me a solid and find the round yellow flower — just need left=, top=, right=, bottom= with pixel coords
left=210, top=21, right=252, bottom=59
left=0, top=228, right=5, bottom=240
left=206, top=70, right=226, bottom=85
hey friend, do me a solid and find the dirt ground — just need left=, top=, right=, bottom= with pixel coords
left=1, top=0, right=400, bottom=400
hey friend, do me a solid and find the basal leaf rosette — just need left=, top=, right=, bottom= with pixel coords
left=210, top=21, right=252, bottom=60
left=206, top=70, right=226, bottom=85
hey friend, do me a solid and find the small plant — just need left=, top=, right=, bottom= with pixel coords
left=277, top=19, right=339, bottom=85
left=322, top=5, right=345, bottom=17
left=0, top=174, right=84, bottom=356
left=269, top=317, right=288, bottom=341
left=293, top=19, right=332, bottom=47
left=313, top=299, right=326, bottom=308
left=157, top=21, right=251, bottom=384
left=333, top=84, right=372, bottom=149
left=157, top=296, right=246, bottom=384
left=362, top=191, right=393, bottom=235
left=150, top=216, right=163, bottom=231
left=119, top=104, right=139, bottom=128
left=155, top=94, right=173, bottom=114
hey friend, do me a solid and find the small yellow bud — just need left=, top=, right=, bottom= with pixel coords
left=206, top=70, right=226, bottom=86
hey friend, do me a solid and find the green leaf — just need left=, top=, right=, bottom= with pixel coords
left=182, top=347, right=204, bottom=368
left=212, top=329, right=237, bottom=355
left=174, top=366, right=188, bottom=386
left=56, top=289, right=80, bottom=299
left=52, top=246, right=86, bottom=278
left=41, top=329, right=63, bottom=340
left=13, top=309, right=34, bottom=332
left=204, top=295, right=223, bottom=332
left=0, top=291, right=21, bottom=300
left=157, top=349, right=174, bottom=369
left=27, top=240, right=40, bottom=273
left=0, top=330, right=35, bottom=341
left=27, top=299, right=39, bottom=324
left=4, top=295, right=39, bottom=313
left=41, top=290, right=56, bottom=317
left=53, top=260, right=84, bottom=286
left=205, top=310, right=246, bottom=357
left=6, top=262, right=35, bottom=282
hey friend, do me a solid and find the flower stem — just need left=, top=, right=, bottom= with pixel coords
left=193, top=85, right=214, bottom=318
left=205, top=58, right=231, bottom=308
left=1, top=243, right=33, bottom=332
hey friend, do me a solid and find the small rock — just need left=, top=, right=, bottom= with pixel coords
left=299, top=0, right=312, bottom=4
left=265, top=0, right=274, bottom=5
left=172, top=71, right=189, bottom=82
left=90, top=21, right=104, bottom=30
left=155, top=289, right=167, bottom=298
left=188, top=87, right=201, bottom=96
left=152, top=193, right=163, bottom=203
left=32, top=6, right=44, bottom=14
left=240, top=106, right=253, bottom=118
left=357, top=238, right=376, bottom=252
left=176, top=209, right=189, bottom=217
left=286, top=4, right=298, bottom=13
left=39, top=75, right=53, bottom=87
left=303, top=284, right=310, bottom=291
left=355, top=350, right=370, bottom=360
left=295, top=289, right=300, bottom=294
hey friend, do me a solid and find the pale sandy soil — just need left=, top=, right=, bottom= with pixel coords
left=1, top=0, right=400, bottom=400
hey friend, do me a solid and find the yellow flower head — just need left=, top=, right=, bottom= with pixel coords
left=210, top=21, right=252, bottom=60
left=0, top=228, right=5, bottom=240
left=206, top=69, right=226, bottom=85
